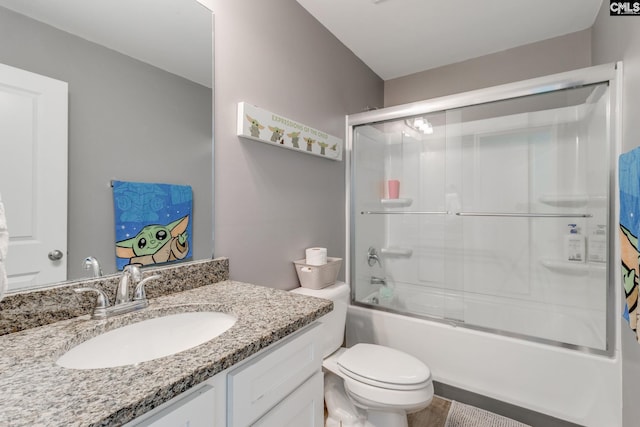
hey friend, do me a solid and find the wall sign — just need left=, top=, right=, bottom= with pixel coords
left=237, top=102, right=343, bottom=161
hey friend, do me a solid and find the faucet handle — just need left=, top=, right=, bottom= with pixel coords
left=74, top=287, right=110, bottom=319
left=367, top=246, right=381, bottom=267
left=133, top=274, right=161, bottom=301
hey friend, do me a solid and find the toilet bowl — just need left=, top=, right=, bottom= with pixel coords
left=325, top=344, right=433, bottom=427
left=291, top=282, right=433, bottom=427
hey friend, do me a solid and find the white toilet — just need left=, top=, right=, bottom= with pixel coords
left=291, top=281, right=433, bottom=427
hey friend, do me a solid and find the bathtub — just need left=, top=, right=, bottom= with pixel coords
left=346, top=302, right=621, bottom=426
left=359, top=283, right=607, bottom=350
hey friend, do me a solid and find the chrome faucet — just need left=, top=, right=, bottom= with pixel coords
left=370, top=276, right=386, bottom=286
left=83, top=256, right=103, bottom=278
left=116, top=265, right=142, bottom=305
left=75, top=266, right=160, bottom=319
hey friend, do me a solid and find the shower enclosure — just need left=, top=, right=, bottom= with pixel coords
left=345, top=63, right=621, bottom=426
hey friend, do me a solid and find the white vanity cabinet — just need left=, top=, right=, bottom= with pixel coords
left=125, top=372, right=225, bottom=427
left=127, top=323, right=323, bottom=427
left=132, top=383, right=219, bottom=427
left=251, top=371, right=324, bottom=427
left=227, top=323, right=323, bottom=426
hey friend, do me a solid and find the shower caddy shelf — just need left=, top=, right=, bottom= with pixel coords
left=540, top=258, right=606, bottom=275
left=539, top=194, right=607, bottom=208
left=380, top=247, right=413, bottom=258
left=380, top=198, right=413, bottom=207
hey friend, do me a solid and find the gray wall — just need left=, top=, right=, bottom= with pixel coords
left=384, top=29, right=592, bottom=106
left=0, top=7, right=213, bottom=281
left=591, top=5, right=640, bottom=427
left=211, top=0, right=383, bottom=289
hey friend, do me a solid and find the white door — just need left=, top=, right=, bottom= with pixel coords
left=0, top=63, right=68, bottom=290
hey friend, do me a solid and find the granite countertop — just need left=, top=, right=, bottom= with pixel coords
left=0, top=280, right=333, bottom=426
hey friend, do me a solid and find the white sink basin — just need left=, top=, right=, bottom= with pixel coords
left=56, top=311, right=237, bottom=369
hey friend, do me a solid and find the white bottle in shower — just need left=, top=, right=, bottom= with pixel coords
left=587, top=224, right=607, bottom=263
left=565, top=224, right=585, bottom=263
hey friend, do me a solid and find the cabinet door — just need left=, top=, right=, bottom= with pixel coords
left=227, top=324, right=322, bottom=426
left=252, top=372, right=324, bottom=427
left=134, top=385, right=215, bottom=427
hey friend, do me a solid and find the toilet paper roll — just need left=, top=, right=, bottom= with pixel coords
left=305, top=247, right=327, bottom=266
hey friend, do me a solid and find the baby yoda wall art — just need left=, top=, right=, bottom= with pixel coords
left=268, top=126, right=285, bottom=143
left=237, top=102, right=343, bottom=161
left=112, top=181, right=193, bottom=270
left=246, top=114, right=264, bottom=138
left=287, top=131, right=301, bottom=148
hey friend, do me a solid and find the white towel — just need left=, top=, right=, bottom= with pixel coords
left=0, top=193, right=8, bottom=301
left=0, top=262, right=6, bottom=302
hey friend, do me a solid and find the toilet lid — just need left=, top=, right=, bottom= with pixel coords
left=337, top=343, right=431, bottom=390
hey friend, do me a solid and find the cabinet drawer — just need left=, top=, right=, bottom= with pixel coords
left=133, top=385, right=215, bottom=427
left=252, top=371, right=324, bottom=427
left=227, top=323, right=322, bottom=426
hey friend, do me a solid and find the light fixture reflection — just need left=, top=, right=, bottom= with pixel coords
left=405, top=117, right=433, bottom=135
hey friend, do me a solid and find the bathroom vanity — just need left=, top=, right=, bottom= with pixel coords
left=129, top=323, right=324, bottom=426
left=0, top=275, right=332, bottom=426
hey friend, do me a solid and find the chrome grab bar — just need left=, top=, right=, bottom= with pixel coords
left=361, top=211, right=449, bottom=215
left=361, top=211, right=592, bottom=218
left=455, top=212, right=593, bottom=218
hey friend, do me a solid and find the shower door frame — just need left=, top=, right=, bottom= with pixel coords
left=345, top=62, right=622, bottom=356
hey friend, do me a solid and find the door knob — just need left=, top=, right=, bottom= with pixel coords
left=48, top=249, right=64, bottom=261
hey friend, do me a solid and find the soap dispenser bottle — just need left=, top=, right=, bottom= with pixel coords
left=565, top=224, right=585, bottom=263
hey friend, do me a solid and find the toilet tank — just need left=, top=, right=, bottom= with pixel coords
left=290, top=281, right=349, bottom=357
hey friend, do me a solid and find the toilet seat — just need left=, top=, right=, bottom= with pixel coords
left=337, top=343, right=432, bottom=391
left=323, top=345, right=434, bottom=417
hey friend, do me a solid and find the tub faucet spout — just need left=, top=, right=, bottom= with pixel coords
left=370, top=276, right=386, bottom=286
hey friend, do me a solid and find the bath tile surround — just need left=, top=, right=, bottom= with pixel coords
left=0, top=258, right=229, bottom=335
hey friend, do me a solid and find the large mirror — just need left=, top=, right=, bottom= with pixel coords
left=0, top=0, right=213, bottom=292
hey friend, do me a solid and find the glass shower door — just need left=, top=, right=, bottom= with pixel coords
left=351, top=82, right=611, bottom=351
left=448, top=84, right=610, bottom=349
left=352, top=110, right=463, bottom=323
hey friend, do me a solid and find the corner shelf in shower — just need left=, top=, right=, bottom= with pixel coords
left=540, top=258, right=606, bottom=275
left=538, top=194, right=607, bottom=208
left=380, top=247, right=413, bottom=258
left=380, top=198, right=413, bottom=208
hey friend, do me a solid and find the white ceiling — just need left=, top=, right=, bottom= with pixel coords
left=296, top=0, right=604, bottom=80
left=0, top=0, right=213, bottom=88
left=1, top=1, right=604, bottom=86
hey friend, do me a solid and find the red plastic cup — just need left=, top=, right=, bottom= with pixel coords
left=388, top=180, right=400, bottom=199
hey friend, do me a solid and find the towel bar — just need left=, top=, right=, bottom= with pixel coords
left=361, top=211, right=592, bottom=218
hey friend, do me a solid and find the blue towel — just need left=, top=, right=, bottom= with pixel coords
left=112, top=180, right=192, bottom=271
left=620, top=148, right=640, bottom=338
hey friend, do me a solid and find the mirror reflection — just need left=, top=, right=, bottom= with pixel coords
left=0, top=0, right=213, bottom=292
